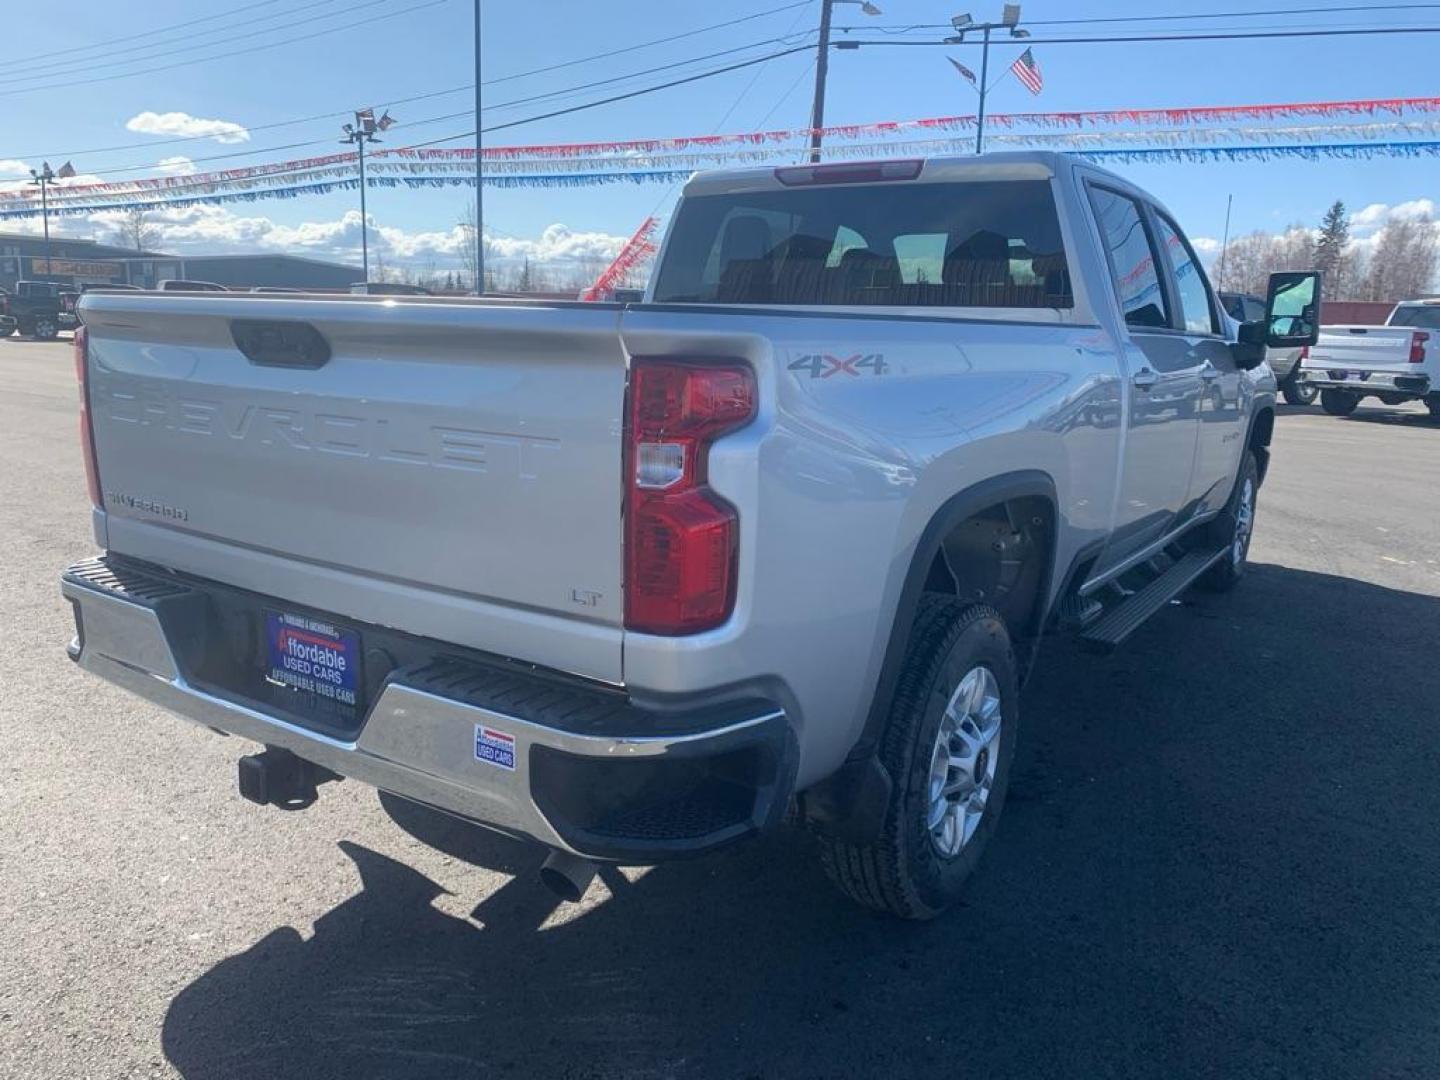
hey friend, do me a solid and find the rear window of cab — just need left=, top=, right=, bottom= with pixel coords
left=652, top=179, right=1073, bottom=309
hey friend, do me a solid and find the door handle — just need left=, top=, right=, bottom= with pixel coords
left=1200, top=362, right=1221, bottom=382
left=1132, top=368, right=1159, bottom=391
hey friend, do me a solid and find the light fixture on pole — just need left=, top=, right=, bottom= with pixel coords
left=29, top=160, right=73, bottom=279
left=945, top=5, right=1027, bottom=155
left=340, top=110, right=393, bottom=283
left=807, top=0, right=884, bottom=164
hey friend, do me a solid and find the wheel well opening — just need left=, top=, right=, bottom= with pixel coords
left=922, top=495, right=1054, bottom=644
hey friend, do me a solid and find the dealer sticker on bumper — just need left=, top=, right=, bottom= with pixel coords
left=474, top=725, right=517, bottom=771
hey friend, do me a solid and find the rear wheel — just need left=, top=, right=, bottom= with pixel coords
left=31, top=316, right=58, bottom=341
left=817, top=597, right=1018, bottom=919
left=1197, top=451, right=1258, bottom=594
left=1281, top=375, right=1318, bottom=406
left=1320, top=389, right=1360, bottom=417
left=1426, top=395, right=1440, bottom=421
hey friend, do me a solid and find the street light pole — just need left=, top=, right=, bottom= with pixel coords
left=808, top=0, right=882, bottom=164
left=341, top=111, right=391, bottom=282
left=974, top=24, right=992, bottom=155
left=474, top=0, right=485, bottom=294
left=947, top=7, right=1029, bottom=155
left=29, top=163, right=55, bottom=278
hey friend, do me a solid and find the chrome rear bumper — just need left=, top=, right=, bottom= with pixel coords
left=1301, top=370, right=1431, bottom=395
left=62, top=557, right=790, bottom=860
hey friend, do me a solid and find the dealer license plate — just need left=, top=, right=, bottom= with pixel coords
left=264, top=610, right=361, bottom=711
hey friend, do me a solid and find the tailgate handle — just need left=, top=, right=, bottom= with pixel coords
left=231, top=320, right=331, bottom=369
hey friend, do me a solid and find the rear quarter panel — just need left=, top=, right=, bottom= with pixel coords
left=619, top=306, right=1124, bottom=787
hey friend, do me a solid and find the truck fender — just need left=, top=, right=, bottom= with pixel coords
left=802, top=470, right=1058, bottom=843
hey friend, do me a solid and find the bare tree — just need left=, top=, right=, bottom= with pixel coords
left=117, top=208, right=160, bottom=252
left=457, top=203, right=480, bottom=292
left=370, top=247, right=390, bottom=283
left=1215, top=225, right=1316, bottom=297
left=1363, top=214, right=1439, bottom=302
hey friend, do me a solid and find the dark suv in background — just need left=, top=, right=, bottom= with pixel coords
left=0, top=281, right=70, bottom=340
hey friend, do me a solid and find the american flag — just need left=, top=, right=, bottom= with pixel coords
left=948, top=58, right=977, bottom=87
left=1010, top=48, right=1043, bottom=95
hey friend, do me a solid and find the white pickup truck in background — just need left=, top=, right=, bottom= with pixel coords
left=1302, top=299, right=1440, bottom=418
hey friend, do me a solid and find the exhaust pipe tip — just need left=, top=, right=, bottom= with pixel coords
left=538, top=849, right=599, bottom=903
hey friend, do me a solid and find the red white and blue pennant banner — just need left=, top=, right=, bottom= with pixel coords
left=5, top=140, right=1440, bottom=221
left=5, top=94, right=1440, bottom=219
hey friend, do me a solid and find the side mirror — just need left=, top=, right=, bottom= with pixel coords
left=1264, top=270, right=1323, bottom=348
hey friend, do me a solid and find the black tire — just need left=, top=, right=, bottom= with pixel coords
left=1281, top=375, right=1318, bottom=406
left=1320, top=389, right=1360, bottom=416
left=818, top=597, right=1018, bottom=919
left=31, top=316, right=58, bottom=341
left=1426, top=395, right=1440, bottom=421
left=1196, top=450, right=1259, bottom=593
left=15, top=319, right=34, bottom=338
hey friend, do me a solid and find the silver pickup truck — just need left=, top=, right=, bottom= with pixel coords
left=61, top=152, right=1319, bottom=919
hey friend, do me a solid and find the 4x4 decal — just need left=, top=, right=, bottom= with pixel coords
left=788, top=353, right=889, bottom=379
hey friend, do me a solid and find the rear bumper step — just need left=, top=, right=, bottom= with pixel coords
left=62, top=556, right=792, bottom=862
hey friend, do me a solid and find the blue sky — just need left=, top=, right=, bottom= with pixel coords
left=3, top=0, right=1438, bottom=278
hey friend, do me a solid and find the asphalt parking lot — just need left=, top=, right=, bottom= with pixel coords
left=2, top=334, right=1438, bottom=1080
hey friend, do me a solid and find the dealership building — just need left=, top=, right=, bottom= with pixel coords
left=0, top=232, right=359, bottom=291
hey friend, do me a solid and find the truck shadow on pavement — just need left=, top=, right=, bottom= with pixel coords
left=161, top=563, right=1440, bottom=1080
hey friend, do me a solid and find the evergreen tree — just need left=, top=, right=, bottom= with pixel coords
left=1314, top=201, right=1351, bottom=296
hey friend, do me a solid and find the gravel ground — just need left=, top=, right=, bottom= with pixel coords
left=2, top=335, right=1438, bottom=1079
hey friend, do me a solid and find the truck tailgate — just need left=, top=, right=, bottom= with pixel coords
left=80, top=293, right=627, bottom=682
left=1309, top=325, right=1419, bottom=374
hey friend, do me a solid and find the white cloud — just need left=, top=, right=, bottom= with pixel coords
left=155, top=156, right=196, bottom=176
left=0, top=159, right=29, bottom=177
left=22, top=203, right=628, bottom=280
left=125, top=110, right=250, bottom=144
left=1351, top=198, right=1435, bottom=237
left=1191, top=236, right=1221, bottom=255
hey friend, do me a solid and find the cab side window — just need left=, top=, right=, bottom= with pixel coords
left=1088, top=186, right=1169, bottom=330
left=1154, top=213, right=1218, bottom=336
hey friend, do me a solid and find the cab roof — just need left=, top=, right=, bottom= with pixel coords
left=681, top=150, right=1120, bottom=198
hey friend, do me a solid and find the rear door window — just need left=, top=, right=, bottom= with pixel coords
left=1154, top=213, right=1218, bottom=335
left=652, top=179, right=1073, bottom=308
left=1088, top=186, right=1168, bottom=330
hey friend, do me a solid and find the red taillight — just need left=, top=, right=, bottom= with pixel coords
left=1409, top=331, right=1429, bottom=364
left=625, top=360, right=755, bottom=634
left=74, top=326, right=102, bottom=508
